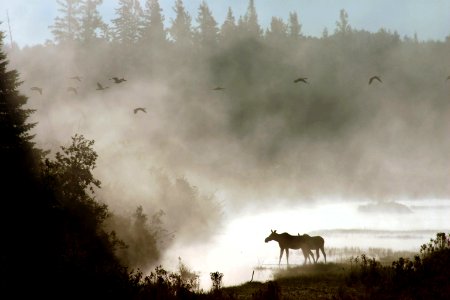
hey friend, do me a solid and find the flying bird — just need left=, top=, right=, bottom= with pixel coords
left=30, top=86, right=43, bottom=95
left=110, top=77, right=127, bottom=84
left=294, top=77, right=308, bottom=84
left=96, top=82, right=109, bottom=90
left=134, top=107, right=147, bottom=114
left=70, top=76, right=82, bottom=82
left=67, top=87, right=78, bottom=94
left=213, top=86, right=225, bottom=91
left=369, top=76, right=382, bottom=85
left=446, top=76, right=450, bottom=81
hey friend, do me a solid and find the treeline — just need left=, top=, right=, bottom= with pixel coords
left=45, top=0, right=302, bottom=48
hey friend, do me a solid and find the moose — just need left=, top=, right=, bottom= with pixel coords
left=264, top=230, right=326, bottom=266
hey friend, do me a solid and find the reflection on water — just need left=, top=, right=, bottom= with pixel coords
left=161, top=199, right=450, bottom=290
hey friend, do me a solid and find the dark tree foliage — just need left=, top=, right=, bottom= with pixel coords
left=0, top=29, right=49, bottom=296
left=41, top=134, right=134, bottom=298
left=0, top=31, right=135, bottom=298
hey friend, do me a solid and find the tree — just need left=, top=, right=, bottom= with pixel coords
left=220, top=7, right=237, bottom=44
left=335, top=9, right=351, bottom=35
left=78, top=0, right=106, bottom=44
left=140, top=0, right=167, bottom=46
left=49, top=0, right=82, bottom=44
left=112, top=0, right=143, bottom=44
left=42, top=134, right=131, bottom=298
left=265, top=17, right=288, bottom=42
left=169, top=0, right=193, bottom=47
left=0, top=29, right=54, bottom=297
left=288, top=12, right=302, bottom=39
left=195, top=1, right=219, bottom=49
left=110, top=206, right=167, bottom=270
left=242, top=0, right=261, bottom=38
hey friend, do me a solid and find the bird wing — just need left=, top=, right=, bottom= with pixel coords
left=134, top=108, right=146, bottom=113
left=294, top=78, right=307, bottom=83
left=97, top=82, right=103, bottom=89
left=369, top=76, right=382, bottom=84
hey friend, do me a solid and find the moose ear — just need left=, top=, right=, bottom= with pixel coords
left=274, top=230, right=277, bottom=233
left=271, top=229, right=273, bottom=233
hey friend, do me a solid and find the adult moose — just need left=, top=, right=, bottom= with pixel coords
left=264, top=230, right=314, bottom=266
left=298, top=233, right=327, bottom=263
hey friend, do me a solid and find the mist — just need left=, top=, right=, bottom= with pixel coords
left=4, top=0, right=450, bottom=289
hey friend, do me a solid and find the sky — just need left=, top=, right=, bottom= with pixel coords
left=1, top=0, right=450, bottom=48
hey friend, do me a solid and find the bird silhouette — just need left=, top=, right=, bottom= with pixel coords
left=369, top=76, right=382, bottom=85
left=446, top=76, right=450, bottom=81
left=213, top=86, right=225, bottom=91
left=67, top=87, right=78, bottom=94
left=96, top=82, right=109, bottom=90
left=70, top=76, right=82, bottom=82
left=110, top=77, right=127, bottom=84
left=30, top=86, right=43, bottom=95
left=134, top=107, right=147, bottom=114
left=294, top=77, right=308, bottom=84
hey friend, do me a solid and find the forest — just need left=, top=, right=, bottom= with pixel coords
left=1, top=0, right=450, bottom=298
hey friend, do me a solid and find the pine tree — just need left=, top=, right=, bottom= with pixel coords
left=169, top=0, right=193, bottom=47
left=195, top=1, right=219, bottom=49
left=265, top=17, right=288, bottom=42
left=335, top=9, right=351, bottom=35
left=0, top=31, right=40, bottom=180
left=112, top=0, right=143, bottom=44
left=220, top=7, right=237, bottom=44
left=140, top=0, right=166, bottom=45
left=49, top=0, right=82, bottom=44
left=243, top=0, right=261, bottom=38
left=79, top=0, right=106, bottom=44
left=0, top=28, right=51, bottom=296
left=288, top=12, right=302, bottom=39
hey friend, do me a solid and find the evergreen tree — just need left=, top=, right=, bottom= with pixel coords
left=195, top=1, right=219, bottom=49
left=50, top=0, right=82, bottom=44
left=335, top=9, right=351, bottom=35
left=265, top=17, right=288, bottom=42
left=243, top=0, right=261, bottom=38
left=169, top=0, right=193, bottom=47
left=220, top=7, right=237, bottom=44
left=288, top=12, right=302, bottom=39
left=0, top=29, right=52, bottom=297
left=112, top=0, right=143, bottom=44
left=140, top=0, right=167, bottom=45
left=79, top=0, right=106, bottom=44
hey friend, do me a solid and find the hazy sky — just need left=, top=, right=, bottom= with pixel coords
left=1, top=0, right=450, bottom=47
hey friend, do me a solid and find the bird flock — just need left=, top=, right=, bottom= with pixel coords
left=28, top=72, right=450, bottom=116
left=29, top=75, right=147, bottom=115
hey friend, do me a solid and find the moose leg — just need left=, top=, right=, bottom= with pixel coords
left=315, top=249, right=320, bottom=262
left=278, top=248, right=283, bottom=266
left=309, top=249, right=315, bottom=264
left=286, top=249, right=289, bottom=266
left=301, top=249, right=308, bottom=265
left=321, top=247, right=327, bottom=263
